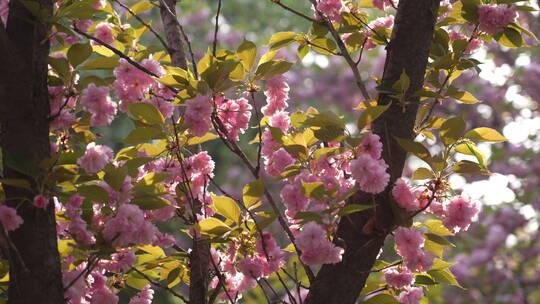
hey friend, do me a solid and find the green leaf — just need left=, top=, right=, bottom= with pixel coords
left=212, top=195, right=242, bottom=223
left=255, top=59, right=294, bottom=80
left=432, top=258, right=456, bottom=270
left=313, top=125, right=344, bottom=142
left=48, top=56, right=71, bottom=80
left=3, top=150, right=40, bottom=178
left=165, top=267, right=182, bottom=288
left=127, top=103, right=165, bottom=125
left=440, top=116, right=465, bottom=146
left=426, top=233, right=454, bottom=247
left=453, top=160, right=490, bottom=175
left=304, top=110, right=345, bottom=129
left=301, top=181, right=325, bottom=200
left=236, top=39, right=257, bottom=72
left=123, top=127, right=167, bottom=144
left=428, top=269, right=463, bottom=288
left=186, top=133, right=219, bottom=146
left=398, top=70, right=410, bottom=93
left=494, top=27, right=523, bottom=48
left=78, top=184, right=110, bottom=202
left=128, top=1, right=153, bottom=16
left=0, top=179, right=32, bottom=191
left=447, top=89, right=480, bottom=104
left=67, top=42, right=92, bottom=67
left=412, top=167, right=433, bottom=180
left=423, top=220, right=454, bottom=236
left=294, top=211, right=323, bottom=224
left=310, top=37, right=337, bottom=55
left=357, top=103, right=391, bottom=130
left=464, top=127, right=506, bottom=142
left=196, top=218, right=231, bottom=236
left=140, top=172, right=171, bottom=185
left=338, top=204, right=373, bottom=216
left=242, top=179, right=265, bottom=208
left=360, top=293, right=399, bottom=304
left=268, top=32, right=298, bottom=51
left=425, top=237, right=445, bottom=257
left=80, top=56, right=121, bottom=70
left=103, top=164, right=128, bottom=191
left=455, top=142, right=486, bottom=167
left=297, top=44, right=310, bottom=60
left=394, top=137, right=431, bottom=160
left=131, top=195, right=170, bottom=210
left=415, top=274, right=437, bottom=285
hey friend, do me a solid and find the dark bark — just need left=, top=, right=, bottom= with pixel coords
left=304, top=1, right=439, bottom=303
left=158, top=2, right=210, bottom=303
left=0, top=0, right=64, bottom=303
left=159, top=0, right=188, bottom=70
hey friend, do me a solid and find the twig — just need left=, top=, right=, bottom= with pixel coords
left=131, top=267, right=189, bottom=303
left=249, top=91, right=264, bottom=176
left=212, top=0, right=222, bottom=56
left=308, top=0, right=371, bottom=100
left=71, top=26, right=180, bottom=94
left=270, top=0, right=319, bottom=23
left=112, top=0, right=170, bottom=52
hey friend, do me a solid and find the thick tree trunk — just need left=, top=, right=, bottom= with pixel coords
left=0, top=0, right=64, bottom=303
left=304, top=1, right=439, bottom=303
left=158, top=2, right=210, bottom=303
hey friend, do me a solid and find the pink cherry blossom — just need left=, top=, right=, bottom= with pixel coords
left=373, top=0, right=395, bottom=10
left=33, top=195, right=49, bottom=209
left=216, top=96, right=252, bottom=141
left=265, top=148, right=295, bottom=177
left=349, top=154, right=389, bottom=194
left=129, top=285, right=154, bottom=304
left=77, top=142, right=114, bottom=173
left=262, top=75, right=289, bottom=116
left=296, top=222, right=343, bottom=265
left=185, top=95, right=213, bottom=137
left=383, top=266, right=414, bottom=289
left=92, top=23, right=115, bottom=45
left=74, top=19, right=93, bottom=32
left=478, top=4, right=516, bottom=35
left=0, top=0, right=9, bottom=25
left=91, top=285, right=118, bottom=304
left=101, top=248, right=136, bottom=272
left=394, top=227, right=424, bottom=258
left=396, top=287, right=423, bottom=304
left=442, top=195, right=480, bottom=233
left=269, top=111, right=291, bottom=131
left=392, top=179, right=422, bottom=212
left=80, top=83, right=117, bottom=126
left=63, top=267, right=87, bottom=302
left=404, top=250, right=435, bottom=273
left=360, top=133, right=383, bottom=159
left=102, top=204, right=157, bottom=246
left=315, top=0, right=343, bottom=23
left=0, top=205, right=23, bottom=231
left=50, top=109, right=76, bottom=130
left=280, top=184, right=309, bottom=218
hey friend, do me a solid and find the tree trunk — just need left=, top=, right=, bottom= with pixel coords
left=304, top=1, right=439, bottom=303
left=0, top=0, right=65, bottom=303
left=158, top=2, right=210, bottom=303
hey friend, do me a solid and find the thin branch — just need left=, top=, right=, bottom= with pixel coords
left=308, top=0, right=371, bottom=100
left=270, top=0, right=319, bottom=23
left=112, top=0, right=170, bottom=52
left=212, top=0, right=222, bottom=56
left=131, top=267, right=189, bottom=303
left=71, top=26, right=180, bottom=94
